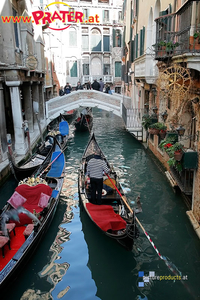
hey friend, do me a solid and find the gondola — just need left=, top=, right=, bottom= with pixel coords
left=47, top=115, right=69, bottom=150
left=0, top=141, right=65, bottom=291
left=61, top=109, right=77, bottom=122
left=8, top=135, right=56, bottom=182
left=78, top=133, right=139, bottom=250
left=74, top=107, right=93, bottom=132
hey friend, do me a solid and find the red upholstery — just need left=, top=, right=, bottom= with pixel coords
left=13, top=184, right=52, bottom=226
left=23, top=224, right=34, bottom=238
left=86, top=203, right=127, bottom=232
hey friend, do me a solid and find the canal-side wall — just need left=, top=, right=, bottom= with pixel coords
left=146, top=132, right=200, bottom=239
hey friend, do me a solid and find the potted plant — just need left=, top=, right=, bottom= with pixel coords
left=159, top=124, right=167, bottom=139
left=142, top=114, right=152, bottom=130
left=148, top=122, right=163, bottom=135
left=193, top=32, right=200, bottom=43
left=142, top=114, right=158, bottom=131
left=167, top=142, right=184, bottom=161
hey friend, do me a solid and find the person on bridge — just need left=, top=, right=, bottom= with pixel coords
left=86, top=81, right=92, bottom=90
left=92, top=79, right=100, bottom=91
left=86, top=151, right=110, bottom=205
left=64, top=83, right=72, bottom=94
left=76, top=82, right=83, bottom=90
left=59, top=86, right=64, bottom=96
left=99, top=78, right=104, bottom=92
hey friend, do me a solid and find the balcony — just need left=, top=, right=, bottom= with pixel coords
left=154, top=1, right=200, bottom=60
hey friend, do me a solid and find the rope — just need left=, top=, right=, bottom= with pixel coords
left=105, top=173, right=164, bottom=260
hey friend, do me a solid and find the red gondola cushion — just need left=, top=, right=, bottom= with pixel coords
left=12, top=184, right=52, bottom=226
left=86, top=203, right=127, bottom=232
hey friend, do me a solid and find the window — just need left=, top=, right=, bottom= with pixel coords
left=12, top=8, right=20, bottom=48
left=115, top=62, right=121, bottom=77
left=83, top=64, right=89, bottom=75
left=70, top=61, right=77, bottom=77
left=118, top=11, right=122, bottom=22
left=103, top=36, right=110, bottom=51
left=69, top=28, right=77, bottom=47
left=82, top=35, right=89, bottom=51
left=103, top=64, right=110, bottom=75
left=103, top=10, right=109, bottom=22
left=91, top=29, right=101, bottom=51
left=83, top=8, right=89, bottom=19
left=113, top=29, right=122, bottom=47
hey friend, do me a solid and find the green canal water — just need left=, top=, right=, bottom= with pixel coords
left=1, top=108, right=200, bottom=300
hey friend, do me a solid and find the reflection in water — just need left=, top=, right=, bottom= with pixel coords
left=4, top=108, right=200, bottom=300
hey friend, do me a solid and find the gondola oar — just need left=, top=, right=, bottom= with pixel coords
left=105, top=173, right=192, bottom=291
left=105, top=173, right=165, bottom=260
left=36, top=144, right=68, bottom=178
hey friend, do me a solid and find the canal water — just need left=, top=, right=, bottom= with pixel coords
left=1, top=108, right=200, bottom=300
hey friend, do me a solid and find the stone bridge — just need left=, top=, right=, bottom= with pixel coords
left=46, top=90, right=144, bottom=141
left=46, top=90, right=123, bottom=123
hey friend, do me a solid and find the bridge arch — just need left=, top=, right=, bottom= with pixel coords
left=46, top=90, right=124, bottom=124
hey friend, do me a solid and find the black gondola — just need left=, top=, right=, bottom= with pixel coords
left=8, top=135, right=56, bottom=182
left=74, top=107, right=93, bottom=132
left=0, top=141, right=65, bottom=291
left=78, top=133, right=139, bottom=250
left=61, top=109, right=77, bottom=122
left=47, top=115, right=69, bottom=150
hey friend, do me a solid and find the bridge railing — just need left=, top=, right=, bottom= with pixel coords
left=122, top=104, right=144, bottom=129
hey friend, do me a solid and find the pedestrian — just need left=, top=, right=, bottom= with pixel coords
left=105, top=84, right=111, bottom=94
left=91, top=79, right=100, bottom=91
left=86, top=81, right=92, bottom=90
left=99, top=78, right=104, bottom=92
left=86, top=151, right=110, bottom=205
left=59, top=86, right=64, bottom=96
left=64, top=82, right=72, bottom=94
left=76, top=81, right=83, bottom=90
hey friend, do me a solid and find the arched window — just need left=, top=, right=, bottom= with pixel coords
left=91, top=28, right=102, bottom=51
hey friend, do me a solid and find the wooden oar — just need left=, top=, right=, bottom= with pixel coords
left=37, top=144, right=68, bottom=178
left=105, top=173, right=164, bottom=260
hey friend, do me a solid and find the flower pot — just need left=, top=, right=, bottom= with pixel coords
left=159, top=131, right=166, bottom=139
left=149, top=128, right=159, bottom=135
left=174, top=150, right=183, bottom=161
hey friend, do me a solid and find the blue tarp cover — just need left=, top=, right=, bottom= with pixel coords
left=47, top=151, right=65, bottom=178
left=59, top=121, right=69, bottom=136
left=51, top=189, right=59, bottom=198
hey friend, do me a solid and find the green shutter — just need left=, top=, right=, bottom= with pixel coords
left=131, top=40, right=135, bottom=62
left=113, top=29, right=116, bottom=47
left=115, top=62, right=122, bottom=77
left=140, top=29, right=142, bottom=56
left=130, top=7, right=133, bottom=41
left=70, top=61, right=77, bottom=77
left=135, top=33, right=138, bottom=58
left=143, top=26, right=145, bottom=54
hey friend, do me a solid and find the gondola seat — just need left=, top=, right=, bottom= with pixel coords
left=0, top=223, right=16, bottom=237
left=8, top=184, right=52, bottom=226
left=86, top=203, right=127, bottom=232
left=0, top=236, right=10, bottom=258
left=23, top=224, right=34, bottom=239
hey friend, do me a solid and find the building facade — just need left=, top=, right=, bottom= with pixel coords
left=122, top=0, right=200, bottom=235
left=41, top=0, right=124, bottom=93
left=0, top=0, right=45, bottom=162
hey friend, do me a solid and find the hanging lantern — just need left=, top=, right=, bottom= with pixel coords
left=176, top=125, right=185, bottom=137
left=162, top=110, right=168, bottom=122
left=152, top=106, right=158, bottom=114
